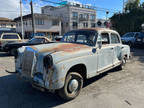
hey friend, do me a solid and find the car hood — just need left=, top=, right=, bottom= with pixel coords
left=29, top=42, right=90, bottom=53
left=24, top=42, right=92, bottom=63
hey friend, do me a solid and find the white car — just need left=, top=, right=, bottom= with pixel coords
left=16, top=28, right=130, bottom=100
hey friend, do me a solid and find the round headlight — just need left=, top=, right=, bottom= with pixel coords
left=43, top=55, right=53, bottom=69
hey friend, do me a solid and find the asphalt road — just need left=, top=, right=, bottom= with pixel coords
left=0, top=48, right=144, bottom=108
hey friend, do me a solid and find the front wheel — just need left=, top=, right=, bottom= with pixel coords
left=58, top=72, right=83, bottom=100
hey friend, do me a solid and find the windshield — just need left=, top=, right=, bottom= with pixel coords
left=61, top=30, right=97, bottom=46
left=28, top=38, right=45, bottom=43
left=122, top=33, right=135, bottom=38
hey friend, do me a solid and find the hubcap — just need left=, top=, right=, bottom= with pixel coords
left=68, top=79, right=79, bottom=93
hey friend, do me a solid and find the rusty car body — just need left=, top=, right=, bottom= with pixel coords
left=15, top=28, right=130, bottom=100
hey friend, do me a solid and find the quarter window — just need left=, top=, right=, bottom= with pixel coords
left=111, top=33, right=120, bottom=44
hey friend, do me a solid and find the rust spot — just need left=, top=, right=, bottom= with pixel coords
left=30, top=46, right=38, bottom=51
left=39, top=43, right=89, bottom=53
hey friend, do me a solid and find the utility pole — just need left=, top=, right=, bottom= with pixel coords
left=20, top=0, right=24, bottom=41
left=123, top=0, right=125, bottom=13
left=30, top=0, right=35, bottom=36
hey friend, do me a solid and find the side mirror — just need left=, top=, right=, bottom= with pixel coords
left=97, top=41, right=102, bottom=49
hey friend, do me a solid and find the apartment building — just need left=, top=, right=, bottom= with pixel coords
left=41, top=3, right=97, bottom=34
left=14, top=13, right=61, bottom=38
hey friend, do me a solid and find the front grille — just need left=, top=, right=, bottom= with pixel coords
left=22, top=51, right=34, bottom=77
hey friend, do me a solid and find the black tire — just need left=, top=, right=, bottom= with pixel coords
left=128, top=41, right=132, bottom=47
left=58, top=72, right=83, bottom=100
left=117, top=56, right=126, bottom=70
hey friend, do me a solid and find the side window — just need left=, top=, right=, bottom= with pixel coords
left=101, top=33, right=110, bottom=45
left=111, top=33, right=120, bottom=44
left=76, top=35, right=87, bottom=43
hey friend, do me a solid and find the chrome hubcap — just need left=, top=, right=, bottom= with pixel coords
left=68, top=79, right=79, bottom=93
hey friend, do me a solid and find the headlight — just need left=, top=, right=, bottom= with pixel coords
left=43, top=55, right=53, bottom=69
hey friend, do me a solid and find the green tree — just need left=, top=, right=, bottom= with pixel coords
left=111, top=3, right=144, bottom=35
left=125, top=0, right=140, bottom=12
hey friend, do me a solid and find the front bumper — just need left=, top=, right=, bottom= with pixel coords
left=17, top=69, right=45, bottom=87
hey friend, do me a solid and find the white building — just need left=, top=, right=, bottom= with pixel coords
left=41, top=3, right=97, bottom=34
left=0, top=17, right=16, bottom=29
left=14, top=13, right=61, bottom=39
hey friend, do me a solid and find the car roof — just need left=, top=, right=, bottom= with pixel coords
left=34, top=36, right=51, bottom=42
left=74, top=27, right=118, bottom=34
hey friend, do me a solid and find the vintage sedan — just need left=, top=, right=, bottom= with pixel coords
left=15, top=28, right=130, bottom=100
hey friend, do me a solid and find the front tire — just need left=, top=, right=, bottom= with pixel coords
left=58, top=72, right=83, bottom=100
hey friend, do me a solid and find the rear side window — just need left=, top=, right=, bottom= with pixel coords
left=111, top=33, right=120, bottom=44
left=2, top=34, right=19, bottom=39
left=101, top=33, right=110, bottom=45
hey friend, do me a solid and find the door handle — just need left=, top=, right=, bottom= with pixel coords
left=121, top=47, right=124, bottom=49
left=111, top=48, right=114, bottom=50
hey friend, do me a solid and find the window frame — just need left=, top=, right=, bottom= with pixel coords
left=100, top=32, right=110, bottom=45
left=110, top=33, right=121, bottom=44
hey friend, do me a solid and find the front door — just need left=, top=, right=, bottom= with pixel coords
left=97, top=33, right=114, bottom=72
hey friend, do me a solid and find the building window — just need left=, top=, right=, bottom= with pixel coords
left=29, top=20, right=32, bottom=25
left=84, top=14, right=89, bottom=20
left=42, top=9, right=44, bottom=13
left=25, top=21, right=27, bottom=26
left=79, top=14, right=83, bottom=19
left=83, top=22, right=88, bottom=28
left=52, top=20, right=59, bottom=26
left=1, top=24, right=6, bottom=28
left=91, top=23, right=95, bottom=27
left=35, top=18, right=44, bottom=25
left=72, top=12, right=78, bottom=19
left=72, top=22, right=78, bottom=28
left=90, top=14, right=95, bottom=21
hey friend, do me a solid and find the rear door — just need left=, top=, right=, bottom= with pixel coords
left=110, top=33, right=122, bottom=65
left=97, top=32, right=114, bottom=72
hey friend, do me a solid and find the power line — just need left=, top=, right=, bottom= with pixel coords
left=40, top=0, right=120, bottom=13
left=0, top=10, right=30, bottom=13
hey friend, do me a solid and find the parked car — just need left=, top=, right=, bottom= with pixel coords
left=15, top=28, right=130, bottom=100
left=30, top=33, right=45, bottom=39
left=2, top=36, right=51, bottom=55
left=134, top=32, right=144, bottom=47
left=0, top=32, right=21, bottom=50
left=55, top=35, right=63, bottom=41
left=121, top=32, right=143, bottom=47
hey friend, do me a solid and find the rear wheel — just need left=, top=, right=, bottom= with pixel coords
left=118, top=56, right=127, bottom=70
left=128, top=41, right=132, bottom=47
left=58, top=72, right=83, bottom=100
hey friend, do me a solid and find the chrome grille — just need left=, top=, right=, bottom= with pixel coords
left=22, top=51, right=34, bottom=77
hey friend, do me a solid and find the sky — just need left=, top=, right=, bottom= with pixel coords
left=0, top=0, right=144, bottom=19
